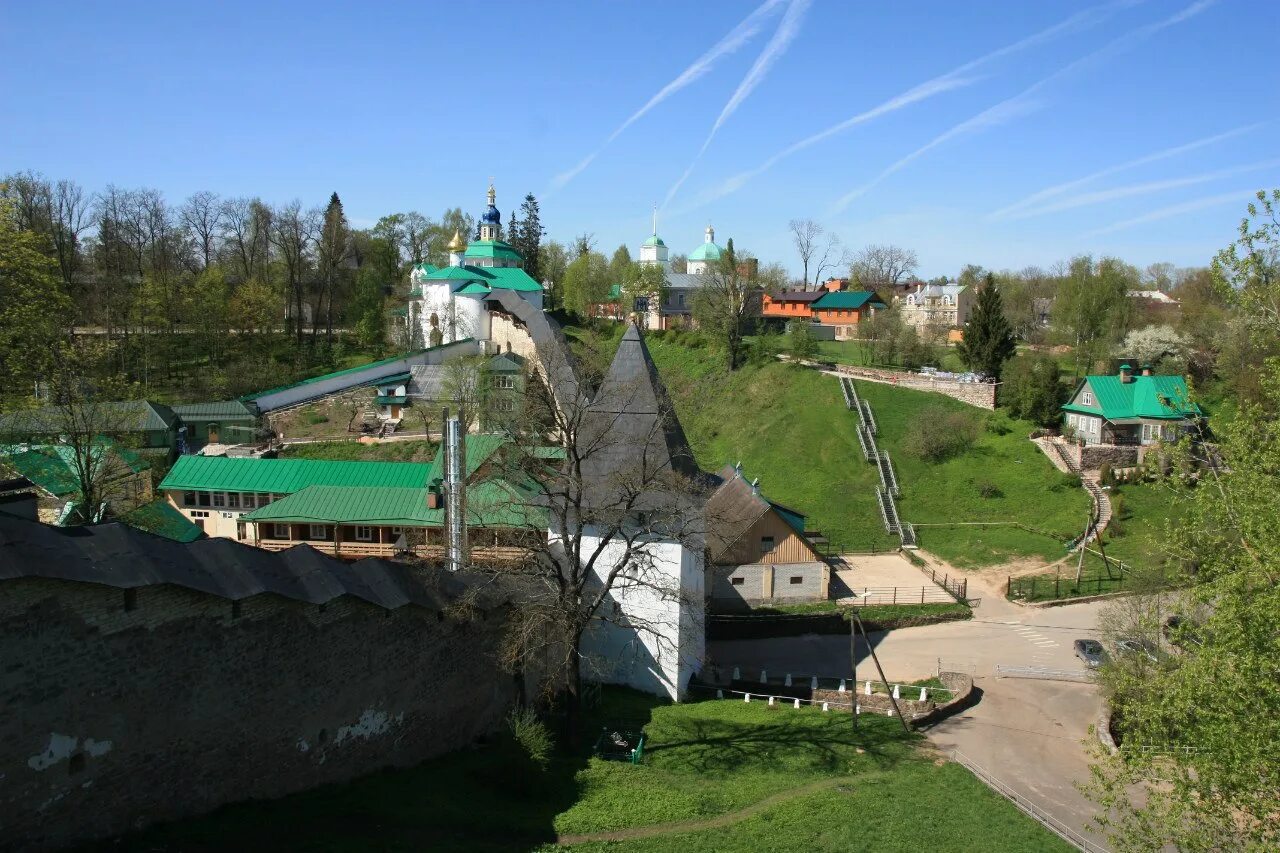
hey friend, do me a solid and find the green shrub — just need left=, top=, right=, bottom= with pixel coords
left=1098, top=462, right=1114, bottom=486
left=1059, top=472, right=1082, bottom=489
left=999, top=355, right=1068, bottom=427
left=902, top=406, right=979, bottom=463
left=977, top=480, right=1004, bottom=499
left=985, top=413, right=1012, bottom=436
left=506, top=706, right=552, bottom=771
left=304, top=412, right=330, bottom=425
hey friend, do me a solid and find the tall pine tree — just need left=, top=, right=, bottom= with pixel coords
left=508, top=192, right=544, bottom=283
left=956, top=273, right=1016, bottom=379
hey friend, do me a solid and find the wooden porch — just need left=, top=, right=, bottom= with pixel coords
left=249, top=522, right=533, bottom=564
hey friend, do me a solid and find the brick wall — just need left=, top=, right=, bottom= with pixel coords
left=834, top=365, right=998, bottom=410
left=0, top=577, right=524, bottom=850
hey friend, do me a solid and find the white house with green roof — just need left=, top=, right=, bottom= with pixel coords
left=408, top=183, right=544, bottom=346
left=685, top=224, right=724, bottom=275
left=1062, top=364, right=1202, bottom=447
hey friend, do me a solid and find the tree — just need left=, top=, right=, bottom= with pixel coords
left=538, top=241, right=569, bottom=309
left=1086, top=363, right=1280, bottom=850
left=572, top=233, right=595, bottom=258
left=270, top=201, right=319, bottom=345
left=850, top=244, right=918, bottom=291
left=755, top=261, right=790, bottom=295
left=316, top=192, right=354, bottom=343
left=669, top=253, right=688, bottom=274
left=859, top=308, right=902, bottom=365
left=1055, top=255, right=1137, bottom=376
left=560, top=250, right=610, bottom=316
left=619, top=261, right=667, bottom=320
left=999, top=355, right=1066, bottom=426
left=789, top=219, right=822, bottom=287
left=1118, top=325, right=1190, bottom=374
left=607, top=244, right=632, bottom=287
left=0, top=196, right=71, bottom=399
left=785, top=318, right=817, bottom=359
left=180, top=191, right=222, bottom=270
left=957, top=274, right=1016, bottom=378
left=691, top=237, right=754, bottom=370
left=508, top=193, right=544, bottom=282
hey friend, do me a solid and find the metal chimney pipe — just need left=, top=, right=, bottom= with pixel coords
left=444, top=409, right=468, bottom=572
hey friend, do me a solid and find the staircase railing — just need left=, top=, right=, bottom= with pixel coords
left=861, top=400, right=877, bottom=435
left=877, top=450, right=900, bottom=497
left=877, top=486, right=900, bottom=534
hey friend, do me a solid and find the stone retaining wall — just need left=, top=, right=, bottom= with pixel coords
left=834, top=365, right=998, bottom=410
left=1061, top=442, right=1138, bottom=471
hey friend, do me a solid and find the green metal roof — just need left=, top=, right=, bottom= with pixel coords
left=241, top=341, right=472, bottom=401
left=375, top=395, right=408, bottom=406
left=375, top=373, right=412, bottom=387
left=160, top=455, right=431, bottom=493
left=688, top=241, right=723, bottom=262
left=463, top=239, right=523, bottom=263
left=422, top=264, right=542, bottom=293
left=425, top=433, right=508, bottom=481
left=2, top=441, right=149, bottom=498
left=455, top=282, right=492, bottom=294
left=1062, top=374, right=1202, bottom=422
left=643, top=235, right=665, bottom=247
left=770, top=501, right=808, bottom=538
left=607, top=283, right=623, bottom=300
left=0, top=400, right=176, bottom=434
left=120, top=499, right=205, bottom=542
left=171, top=400, right=256, bottom=421
left=812, top=291, right=885, bottom=310
left=242, top=480, right=545, bottom=529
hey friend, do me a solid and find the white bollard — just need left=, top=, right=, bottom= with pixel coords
left=732, top=666, right=741, bottom=680
left=793, top=698, right=801, bottom=710
left=887, top=708, right=895, bottom=717
left=744, top=693, right=751, bottom=702
left=811, top=676, right=819, bottom=690
left=856, top=703, right=861, bottom=715
left=760, top=669, right=768, bottom=683
left=822, top=702, right=830, bottom=712
left=838, top=679, right=846, bottom=693
left=892, top=684, right=900, bottom=699
left=864, top=680, right=872, bottom=696
left=919, top=687, right=928, bottom=702
left=768, top=696, right=775, bottom=707
left=716, top=689, right=724, bottom=699
left=784, top=673, right=792, bottom=687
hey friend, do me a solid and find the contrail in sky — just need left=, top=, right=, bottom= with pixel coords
left=662, top=0, right=811, bottom=208
left=1082, top=189, right=1251, bottom=237
left=673, top=0, right=1136, bottom=214
left=988, top=123, right=1266, bottom=219
left=1004, top=159, right=1280, bottom=220
left=830, top=0, right=1218, bottom=214
left=547, top=0, right=786, bottom=194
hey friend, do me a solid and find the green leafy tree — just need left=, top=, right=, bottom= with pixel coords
left=691, top=237, right=753, bottom=370
left=1086, top=361, right=1280, bottom=850
left=561, top=250, right=610, bottom=316
left=999, top=355, right=1066, bottom=426
left=607, top=244, right=632, bottom=286
left=538, top=240, right=569, bottom=310
left=1056, top=256, right=1138, bottom=376
left=785, top=318, right=818, bottom=359
left=0, top=196, right=71, bottom=400
left=316, top=192, right=354, bottom=343
left=957, top=274, right=1017, bottom=378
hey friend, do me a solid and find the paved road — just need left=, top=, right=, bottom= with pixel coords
left=708, top=574, right=1111, bottom=849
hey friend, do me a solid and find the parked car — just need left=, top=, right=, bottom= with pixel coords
left=1115, top=638, right=1160, bottom=663
left=1162, top=614, right=1203, bottom=648
left=1073, top=639, right=1107, bottom=668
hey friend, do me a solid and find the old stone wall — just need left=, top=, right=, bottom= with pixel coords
left=0, top=577, right=521, bottom=850
left=834, top=365, right=998, bottom=410
left=1061, top=442, right=1139, bottom=472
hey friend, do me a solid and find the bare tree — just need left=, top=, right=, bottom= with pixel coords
left=691, top=238, right=755, bottom=370
left=850, top=244, right=919, bottom=291
left=270, top=201, right=320, bottom=344
left=220, top=197, right=273, bottom=282
left=476, top=324, right=708, bottom=742
left=181, top=191, right=223, bottom=270
left=810, top=233, right=846, bottom=287
left=789, top=218, right=822, bottom=288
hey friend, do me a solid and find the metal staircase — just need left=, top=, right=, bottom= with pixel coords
left=877, top=486, right=901, bottom=534
left=877, top=450, right=900, bottom=497
left=860, top=400, right=877, bottom=435
left=843, top=375, right=914, bottom=548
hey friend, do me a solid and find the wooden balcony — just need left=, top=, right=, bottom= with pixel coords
left=252, top=537, right=528, bottom=564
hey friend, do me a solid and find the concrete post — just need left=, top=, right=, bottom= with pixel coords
left=744, top=693, right=751, bottom=702
left=732, top=666, right=740, bottom=680
left=760, top=669, right=768, bottom=683
left=811, top=676, right=819, bottom=690
left=919, top=687, right=928, bottom=701
left=892, top=684, right=900, bottom=699
left=793, top=698, right=801, bottom=709
left=838, top=679, right=846, bottom=693
left=864, top=680, right=872, bottom=695
left=716, top=689, right=723, bottom=699
left=784, top=673, right=792, bottom=687
left=822, top=702, right=830, bottom=712
left=768, top=696, right=775, bottom=707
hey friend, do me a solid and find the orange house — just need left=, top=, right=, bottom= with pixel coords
left=761, top=289, right=827, bottom=320
left=810, top=290, right=887, bottom=339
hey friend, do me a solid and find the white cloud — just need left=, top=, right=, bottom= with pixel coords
left=547, top=0, right=786, bottom=193
left=831, top=0, right=1219, bottom=213
left=1005, top=159, right=1280, bottom=219
left=1082, top=189, right=1251, bottom=237
left=662, top=0, right=811, bottom=208
left=988, top=123, right=1266, bottom=219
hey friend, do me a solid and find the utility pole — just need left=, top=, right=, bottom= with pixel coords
left=851, top=608, right=910, bottom=734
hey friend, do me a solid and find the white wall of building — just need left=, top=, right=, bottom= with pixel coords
left=570, top=524, right=705, bottom=701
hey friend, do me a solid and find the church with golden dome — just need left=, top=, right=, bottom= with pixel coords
left=408, top=183, right=544, bottom=345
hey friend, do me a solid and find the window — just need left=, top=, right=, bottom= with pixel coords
left=790, top=576, right=804, bottom=585
left=1081, top=390, right=1094, bottom=406
left=197, top=492, right=211, bottom=508
left=272, top=523, right=289, bottom=539
left=227, top=492, right=240, bottom=509
left=390, top=526, right=404, bottom=535
left=183, top=491, right=196, bottom=506
left=355, top=526, right=373, bottom=542
left=678, top=293, right=685, bottom=307
left=212, top=492, right=226, bottom=508
left=309, top=524, right=328, bottom=540
left=760, top=536, right=775, bottom=556
left=498, top=399, right=515, bottom=412
left=1142, top=423, right=1156, bottom=442
left=243, top=493, right=258, bottom=509
left=494, top=375, right=515, bottom=390
left=730, top=577, right=745, bottom=586
left=189, top=510, right=209, bottom=518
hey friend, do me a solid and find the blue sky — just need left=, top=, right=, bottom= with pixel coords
left=3, top=0, right=1277, bottom=279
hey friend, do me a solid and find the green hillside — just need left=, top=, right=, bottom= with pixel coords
left=643, top=335, right=1089, bottom=565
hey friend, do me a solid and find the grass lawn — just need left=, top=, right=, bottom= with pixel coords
left=282, top=439, right=438, bottom=462
left=102, top=689, right=1069, bottom=852
left=754, top=600, right=973, bottom=623
left=813, top=339, right=967, bottom=372
left=1098, top=479, right=1187, bottom=570
left=639, top=335, right=1089, bottom=563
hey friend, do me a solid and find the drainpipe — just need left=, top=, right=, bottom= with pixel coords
left=444, top=408, right=468, bottom=572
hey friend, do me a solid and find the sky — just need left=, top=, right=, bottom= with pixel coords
left=3, top=0, right=1278, bottom=280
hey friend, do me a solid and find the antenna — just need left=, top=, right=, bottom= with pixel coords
left=652, top=203, right=658, bottom=236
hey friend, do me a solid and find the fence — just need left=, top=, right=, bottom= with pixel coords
left=949, top=750, right=1108, bottom=853
left=836, top=585, right=957, bottom=606
left=1007, top=567, right=1128, bottom=602
left=913, top=563, right=969, bottom=603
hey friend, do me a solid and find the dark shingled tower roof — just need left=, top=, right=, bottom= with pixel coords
left=577, top=324, right=708, bottom=515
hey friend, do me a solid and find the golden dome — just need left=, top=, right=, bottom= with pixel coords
left=447, top=229, right=466, bottom=252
